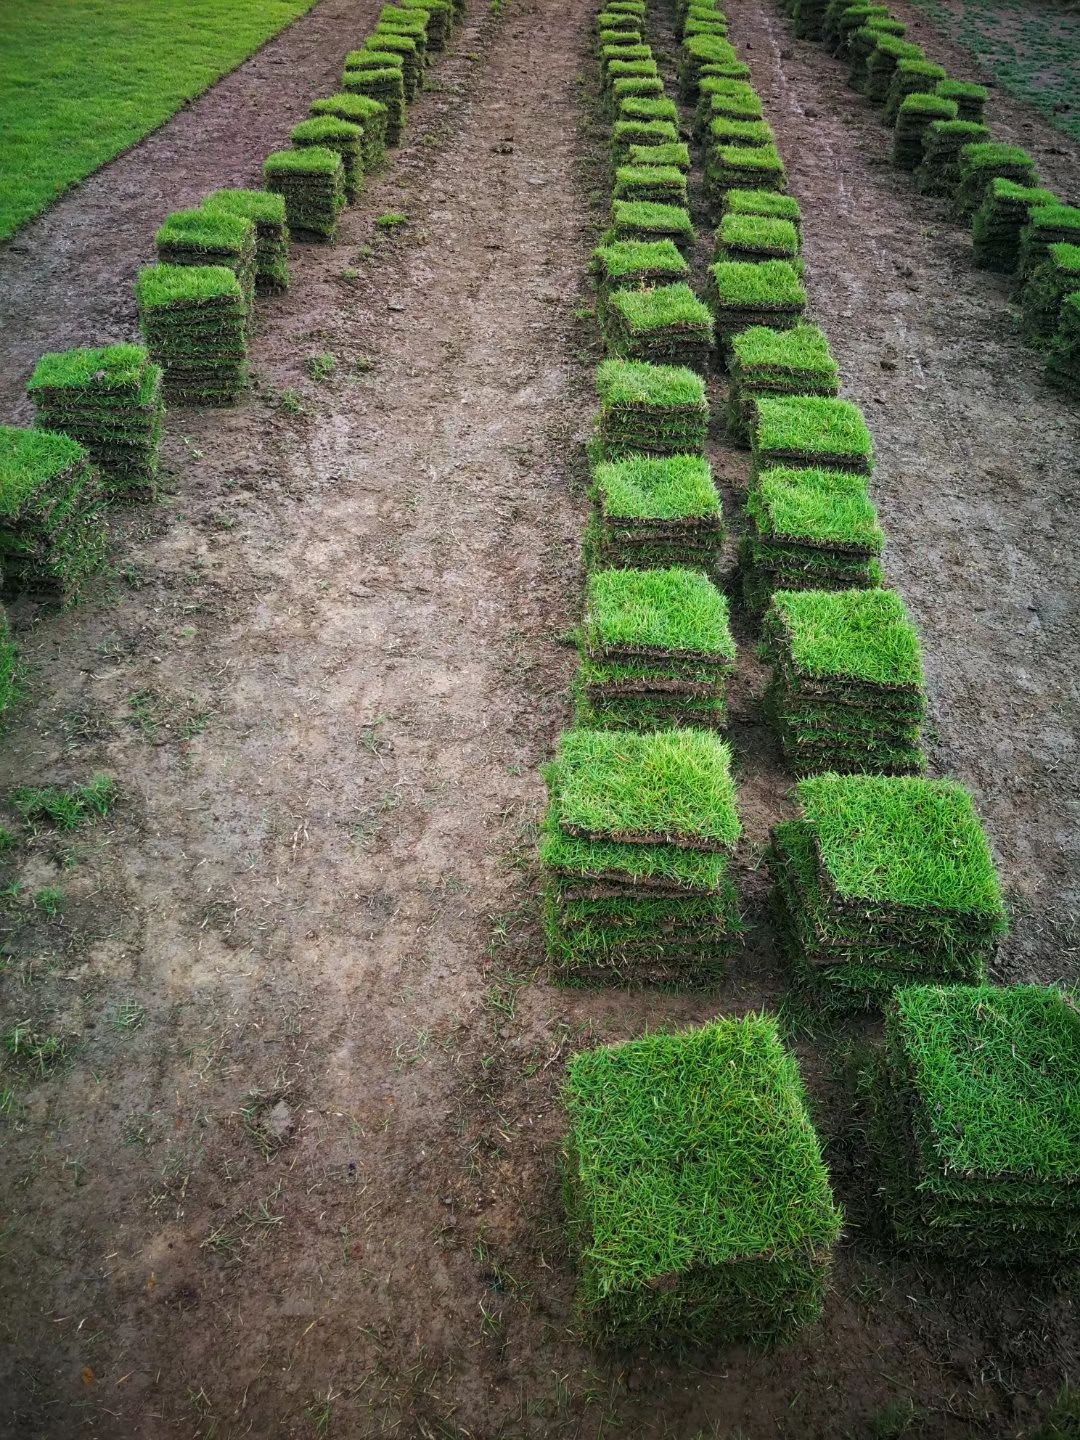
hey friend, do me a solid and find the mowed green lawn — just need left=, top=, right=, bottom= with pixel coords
left=0, top=0, right=320, bottom=243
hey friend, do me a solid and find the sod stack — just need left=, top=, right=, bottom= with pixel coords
left=613, top=119, right=680, bottom=165
left=574, top=566, right=735, bottom=730
left=342, top=67, right=406, bottom=147
left=204, top=188, right=291, bottom=293
left=892, top=92, right=957, bottom=171
left=847, top=19, right=907, bottom=91
left=291, top=117, right=364, bottom=202
left=935, top=78, right=987, bottom=123
left=613, top=163, right=688, bottom=208
left=1046, top=290, right=1080, bottom=393
left=915, top=119, right=991, bottom=197
left=563, top=1017, right=842, bottom=1344
left=726, top=324, right=838, bottom=444
left=586, top=453, right=726, bottom=573
left=155, top=208, right=256, bottom=331
left=971, top=180, right=1057, bottom=273
left=762, top=587, right=926, bottom=775
left=1017, top=203, right=1080, bottom=283
left=714, top=211, right=801, bottom=269
left=591, top=239, right=690, bottom=320
left=740, top=465, right=885, bottom=613
left=883, top=57, right=946, bottom=125
left=27, top=344, right=164, bottom=500
left=1020, top=244, right=1080, bottom=343
left=751, top=394, right=875, bottom=476
left=869, top=983, right=1080, bottom=1263
left=595, top=359, right=710, bottom=459
left=864, top=36, right=924, bottom=105
left=0, top=426, right=106, bottom=596
left=310, top=93, right=387, bottom=173
left=137, top=264, right=248, bottom=406
left=603, top=283, right=715, bottom=371
left=705, top=144, right=787, bottom=215
left=952, top=142, right=1038, bottom=222
left=263, top=148, right=346, bottom=241
left=540, top=727, right=742, bottom=985
left=707, top=261, right=807, bottom=354
left=770, top=773, right=1006, bottom=1009
left=610, top=199, right=696, bottom=253
left=723, top=187, right=802, bottom=234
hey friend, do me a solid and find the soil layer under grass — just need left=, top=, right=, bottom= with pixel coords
left=0, top=0, right=1079, bottom=1435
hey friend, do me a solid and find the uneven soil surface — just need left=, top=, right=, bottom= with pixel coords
left=1, top=0, right=1078, bottom=1436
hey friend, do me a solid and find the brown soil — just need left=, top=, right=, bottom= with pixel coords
left=1, top=0, right=1078, bottom=1437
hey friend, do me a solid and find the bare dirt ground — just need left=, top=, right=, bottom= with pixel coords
left=1, top=0, right=1079, bottom=1436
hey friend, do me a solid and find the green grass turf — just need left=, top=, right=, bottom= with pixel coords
left=0, top=426, right=88, bottom=515
left=709, top=259, right=806, bottom=308
left=585, top=567, right=735, bottom=659
left=608, top=283, right=714, bottom=335
left=550, top=728, right=741, bottom=849
left=717, top=213, right=801, bottom=258
left=204, top=186, right=287, bottom=228
left=796, top=774, right=1006, bottom=918
left=592, top=239, right=689, bottom=285
left=0, top=0, right=319, bottom=241
left=626, top=142, right=692, bottom=170
left=753, top=395, right=874, bottom=468
left=767, top=587, right=924, bottom=687
left=593, top=454, right=721, bottom=520
left=13, top=773, right=117, bottom=829
left=539, top=813, right=734, bottom=892
left=612, top=120, right=681, bottom=153
left=155, top=207, right=253, bottom=256
left=750, top=466, right=883, bottom=551
left=619, top=96, right=680, bottom=123
left=563, top=1017, right=842, bottom=1344
left=264, top=146, right=343, bottom=177
left=724, top=189, right=802, bottom=225
left=889, top=983, right=1080, bottom=1181
left=597, top=358, right=706, bottom=409
left=935, top=77, right=988, bottom=106
left=707, top=117, right=776, bottom=148
left=611, top=199, right=695, bottom=243
left=28, top=344, right=148, bottom=395
left=135, top=263, right=242, bottom=310
left=731, top=325, right=837, bottom=385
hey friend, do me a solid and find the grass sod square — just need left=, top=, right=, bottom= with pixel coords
left=27, top=344, right=164, bottom=498
left=291, top=116, right=364, bottom=202
left=0, top=425, right=106, bottom=596
left=601, top=41, right=653, bottom=69
left=703, top=88, right=766, bottom=128
left=597, top=10, right=643, bottom=33
left=762, top=588, right=926, bottom=775
left=705, top=146, right=787, bottom=215
left=707, top=261, right=807, bottom=353
left=613, top=165, right=689, bottom=209
left=714, top=212, right=801, bottom=269
left=604, top=283, right=715, bottom=372
left=204, top=188, right=290, bottom=292
left=610, top=200, right=696, bottom=255
left=740, top=465, right=884, bottom=612
left=723, top=188, right=802, bottom=234
left=595, top=359, right=710, bottom=459
left=726, top=325, right=838, bottom=443
left=310, top=93, right=388, bottom=172
left=1019, top=244, right=1080, bottom=343
left=136, top=263, right=248, bottom=406
left=599, top=29, right=643, bottom=50
left=935, top=77, right=988, bottom=123
left=155, top=207, right=256, bottom=326
left=870, top=984, right=1080, bottom=1260
left=612, top=121, right=681, bottom=165
left=625, top=142, right=692, bottom=173
left=591, top=241, right=690, bottom=315
left=952, top=142, right=1037, bottom=221
left=679, top=34, right=738, bottom=101
left=342, top=67, right=406, bottom=146
left=263, top=147, right=346, bottom=241
left=971, top=180, right=1057, bottom=273
left=883, top=57, right=946, bottom=124
left=1017, top=203, right=1080, bottom=283
left=891, top=92, right=958, bottom=170
left=583, top=565, right=736, bottom=664
left=847, top=16, right=907, bottom=79
left=751, top=394, right=874, bottom=475
left=915, top=119, right=991, bottom=197
left=589, top=453, right=724, bottom=571
left=607, top=60, right=661, bottom=91
left=1046, top=289, right=1080, bottom=394
left=360, top=33, right=419, bottom=102
left=863, top=37, right=924, bottom=104
left=609, top=77, right=666, bottom=109
left=618, top=95, right=680, bottom=125
left=562, top=1018, right=842, bottom=1345
left=704, top=116, right=776, bottom=151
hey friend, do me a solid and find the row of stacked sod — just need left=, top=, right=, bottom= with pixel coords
left=540, top=728, right=742, bottom=986
left=953, top=142, right=1037, bottom=222
left=603, top=283, right=715, bottom=371
left=563, top=1016, right=842, bottom=1345
left=0, top=426, right=106, bottom=596
left=586, top=452, right=726, bottom=574
left=770, top=773, right=1006, bottom=1009
left=869, top=983, right=1080, bottom=1262
left=28, top=344, right=164, bottom=500
left=137, top=264, right=248, bottom=406
left=574, top=566, right=735, bottom=729
left=264, top=147, right=346, bottom=242
left=726, top=324, right=838, bottom=444
left=740, top=464, right=885, bottom=613
left=595, top=359, right=710, bottom=458
left=762, top=586, right=926, bottom=775
left=204, top=188, right=291, bottom=293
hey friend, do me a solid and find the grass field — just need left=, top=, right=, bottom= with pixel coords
left=0, top=0, right=319, bottom=242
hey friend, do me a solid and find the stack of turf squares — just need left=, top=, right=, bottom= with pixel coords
left=726, top=325, right=838, bottom=445
left=680, top=35, right=739, bottom=100
left=706, top=145, right=787, bottom=211
left=610, top=200, right=695, bottom=253
left=613, top=165, right=688, bottom=209
left=591, top=240, right=689, bottom=320
left=724, top=187, right=802, bottom=234
left=863, top=36, right=923, bottom=103
left=870, top=983, right=1080, bottom=1263
left=770, top=774, right=1006, bottom=1009
left=892, top=92, right=957, bottom=171
left=540, top=728, right=741, bottom=985
left=137, top=264, right=248, bottom=405
left=1020, top=244, right=1080, bottom=343
left=1017, top=203, right=1080, bottom=282
left=27, top=345, right=164, bottom=500
left=740, top=465, right=884, bottom=613
left=971, top=180, right=1057, bottom=273
left=264, top=148, right=345, bottom=240
left=714, top=211, right=801, bottom=268
left=353, top=38, right=416, bottom=104
left=707, top=262, right=806, bottom=353
left=604, top=284, right=715, bottom=371
left=915, top=119, right=991, bottom=197
left=562, top=1018, right=842, bottom=1344
left=343, top=66, right=406, bottom=147
left=625, top=141, right=691, bottom=173
left=587, top=453, right=725, bottom=572
left=574, top=566, right=735, bottom=730
left=612, top=120, right=680, bottom=165
left=1047, top=290, right=1080, bottom=393
left=847, top=20, right=907, bottom=91
left=694, top=78, right=763, bottom=137
left=935, top=78, right=987, bottom=123
left=596, top=360, right=709, bottom=458
left=0, top=426, right=106, bottom=596
left=311, top=93, right=388, bottom=173
left=953, top=143, right=1037, bottom=222
left=291, top=116, right=364, bottom=201
left=155, top=208, right=256, bottom=329
left=762, top=587, right=925, bottom=775
left=204, top=189, right=290, bottom=293
left=751, top=395, right=874, bottom=476
left=883, top=58, right=946, bottom=124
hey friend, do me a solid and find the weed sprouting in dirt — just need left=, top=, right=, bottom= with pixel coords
left=13, top=773, right=117, bottom=830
